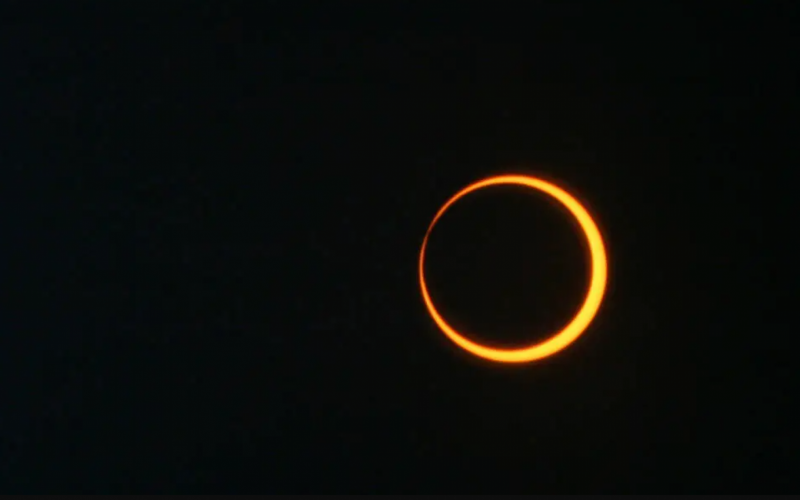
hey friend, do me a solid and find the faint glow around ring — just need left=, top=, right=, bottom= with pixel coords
left=418, top=174, right=608, bottom=363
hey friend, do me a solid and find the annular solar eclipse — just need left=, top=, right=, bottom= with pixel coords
left=418, top=174, right=608, bottom=363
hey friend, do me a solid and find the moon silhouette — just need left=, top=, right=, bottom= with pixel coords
left=419, top=174, right=608, bottom=363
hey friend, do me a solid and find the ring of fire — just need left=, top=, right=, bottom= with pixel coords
left=418, top=174, right=608, bottom=363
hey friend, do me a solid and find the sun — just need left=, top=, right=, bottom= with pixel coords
left=418, top=174, right=608, bottom=363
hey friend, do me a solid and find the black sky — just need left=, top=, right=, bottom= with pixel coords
left=1, top=1, right=797, bottom=493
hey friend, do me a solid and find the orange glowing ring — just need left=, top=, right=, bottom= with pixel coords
left=419, top=174, right=608, bottom=363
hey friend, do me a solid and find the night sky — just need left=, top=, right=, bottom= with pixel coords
left=1, top=1, right=797, bottom=493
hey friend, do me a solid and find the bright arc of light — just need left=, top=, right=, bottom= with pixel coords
left=418, top=174, right=608, bottom=363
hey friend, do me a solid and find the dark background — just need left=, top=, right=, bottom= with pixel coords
left=1, top=1, right=797, bottom=493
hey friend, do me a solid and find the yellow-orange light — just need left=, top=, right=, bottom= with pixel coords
left=419, top=174, right=608, bottom=363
